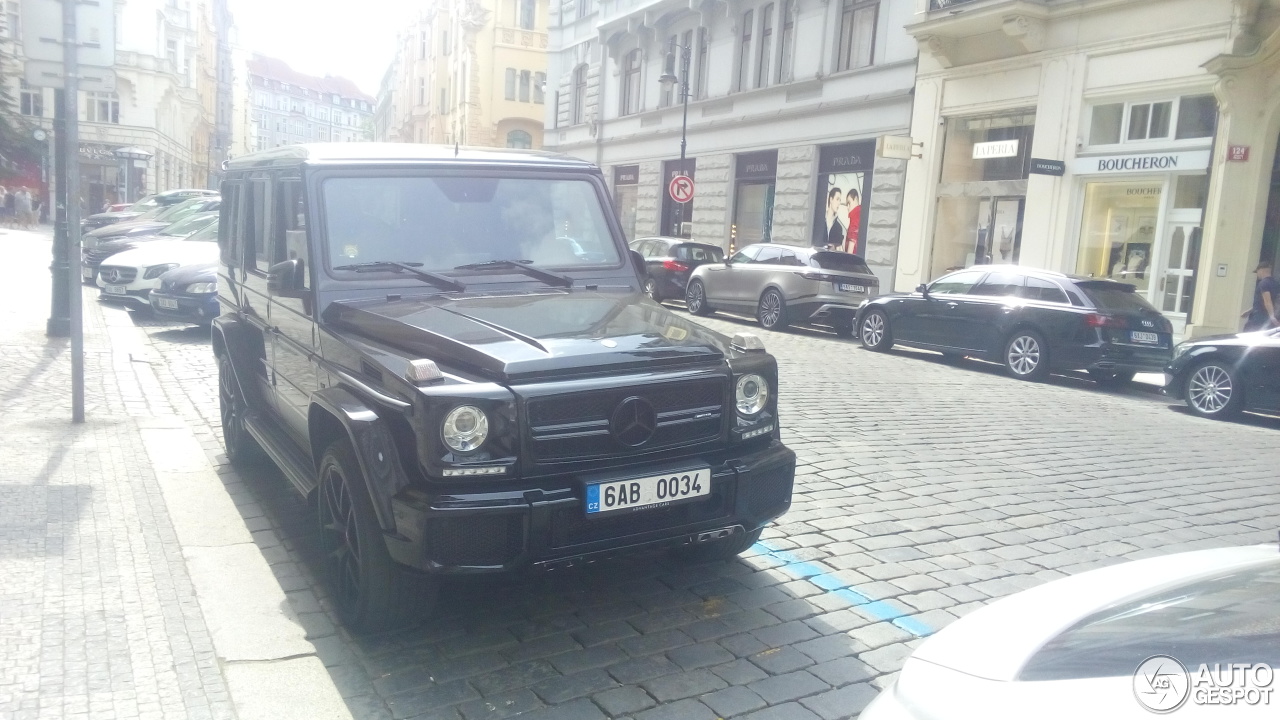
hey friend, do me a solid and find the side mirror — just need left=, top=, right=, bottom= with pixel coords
left=916, top=283, right=930, bottom=297
left=628, top=249, right=645, bottom=276
left=267, top=258, right=308, bottom=299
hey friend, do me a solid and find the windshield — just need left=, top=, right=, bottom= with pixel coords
left=161, top=213, right=218, bottom=237
left=322, top=175, right=620, bottom=273
left=810, top=252, right=872, bottom=274
left=155, top=199, right=207, bottom=224
left=185, top=222, right=220, bottom=242
left=128, top=195, right=158, bottom=212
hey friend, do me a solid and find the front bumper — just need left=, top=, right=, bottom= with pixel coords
left=98, top=287, right=153, bottom=309
left=148, top=289, right=219, bottom=323
left=384, top=439, right=796, bottom=574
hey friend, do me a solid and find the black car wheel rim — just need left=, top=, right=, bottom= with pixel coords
left=1188, top=365, right=1232, bottom=414
left=319, top=465, right=362, bottom=612
left=688, top=283, right=703, bottom=310
left=219, top=363, right=241, bottom=454
left=1007, top=335, right=1040, bottom=375
left=760, top=292, right=782, bottom=327
left=862, top=313, right=884, bottom=346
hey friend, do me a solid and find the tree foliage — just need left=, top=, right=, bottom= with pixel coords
left=0, top=40, right=43, bottom=181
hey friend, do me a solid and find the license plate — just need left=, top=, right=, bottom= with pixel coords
left=1130, top=331, right=1159, bottom=344
left=585, top=467, right=710, bottom=516
left=81, top=267, right=94, bottom=279
left=104, top=285, right=126, bottom=295
left=836, top=283, right=867, bottom=294
left=158, top=297, right=179, bottom=309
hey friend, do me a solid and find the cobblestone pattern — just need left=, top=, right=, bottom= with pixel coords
left=0, top=231, right=234, bottom=720
left=134, top=289, right=1280, bottom=720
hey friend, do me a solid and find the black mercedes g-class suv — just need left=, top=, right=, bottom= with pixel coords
left=213, top=144, right=796, bottom=631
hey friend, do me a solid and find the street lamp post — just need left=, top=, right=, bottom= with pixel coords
left=659, top=39, right=692, bottom=238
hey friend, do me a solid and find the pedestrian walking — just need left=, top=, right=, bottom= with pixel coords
left=1242, top=260, right=1279, bottom=332
left=3, top=186, right=17, bottom=228
left=15, top=187, right=35, bottom=230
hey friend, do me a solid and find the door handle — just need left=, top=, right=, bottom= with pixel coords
left=946, top=302, right=960, bottom=308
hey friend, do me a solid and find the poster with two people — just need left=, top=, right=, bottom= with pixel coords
left=811, top=141, right=875, bottom=256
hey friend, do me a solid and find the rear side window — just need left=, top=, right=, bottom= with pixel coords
left=1080, top=283, right=1156, bottom=312
left=971, top=271, right=1023, bottom=297
left=1022, top=277, right=1069, bottom=304
left=677, top=245, right=723, bottom=262
left=810, top=252, right=871, bottom=274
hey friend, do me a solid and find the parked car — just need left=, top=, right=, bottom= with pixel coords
left=97, top=236, right=219, bottom=310
left=685, top=244, right=880, bottom=335
left=213, top=144, right=797, bottom=632
left=862, top=544, right=1280, bottom=720
left=81, top=188, right=218, bottom=231
left=83, top=213, right=219, bottom=283
left=149, top=262, right=219, bottom=326
left=83, top=195, right=220, bottom=249
left=629, top=237, right=724, bottom=302
left=856, top=266, right=1173, bottom=383
left=1163, top=326, right=1280, bottom=419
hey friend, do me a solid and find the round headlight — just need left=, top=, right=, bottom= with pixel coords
left=442, top=405, right=489, bottom=453
left=735, top=374, right=769, bottom=416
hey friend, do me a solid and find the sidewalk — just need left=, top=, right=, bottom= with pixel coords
left=0, top=228, right=350, bottom=720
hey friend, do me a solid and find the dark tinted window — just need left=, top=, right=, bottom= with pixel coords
left=1080, top=283, right=1157, bottom=312
left=755, top=246, right=784, bottom=264
left=810, top=252, right=871, bottom=273
left=930, top=270, right=985, bottom=295
left=1019, top=562, right=1280, bottom=681
left=776, top=249, right=804, bottom=267
left=971, top=271, right=1023, bottom=297
left=677, top=244, right=723, bottom=262
left=1022, top=276, right=1069, bottom=304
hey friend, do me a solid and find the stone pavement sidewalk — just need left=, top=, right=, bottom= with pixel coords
left=0, top=228, right=350, bottom=720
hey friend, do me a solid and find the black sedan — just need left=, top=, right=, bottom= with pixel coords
left=1164, top=327, right=1280, bottom=419
left=856, top=266, right=1173, bottom=383
left=629, top=236, right=724, bottom=302
left=148, top=262, right=219, bottom=326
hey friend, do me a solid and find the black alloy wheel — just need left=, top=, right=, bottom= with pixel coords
left=686, top=279, right=713, bottom=316
left=1004, top=329, right=1050, bottom=381
left=757, top=289, right=789, bottom=331
left=1184, top=360, right=1243, bottom=419
left=218, top=354, right=264, bottom=466
left=644, top=277, right=662, bottom=302
left=859, top=309, right=893, bottom=351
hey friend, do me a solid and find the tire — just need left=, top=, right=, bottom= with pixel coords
left=644, top=277, right=662, bottom=303
left=859, top=309, right=893, bottom=351
left=671, top=528, right=764, bottom=563
left=318, top=440, right=436, bottom=633
left=686, top=279, right=714, bottom=316
left=757, top=289, right=789, bottom=331
left=1004, top=329, right=1050, bottom=381
left=1184, top=361, right=1243, bottom=419
left=833, top=317, right=855, bottom=339
left=1088, top=369, right=1136, bottom=387
left=218, top=354, right=266, bottom=466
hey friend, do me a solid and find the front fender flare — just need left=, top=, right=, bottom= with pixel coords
left=310, top=387, right=411, bottom=532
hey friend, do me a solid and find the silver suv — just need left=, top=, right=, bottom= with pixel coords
left=685, top=243, right=879, bottom=336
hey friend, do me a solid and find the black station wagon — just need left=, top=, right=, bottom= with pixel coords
left=213, top=144, right=796, bottom=630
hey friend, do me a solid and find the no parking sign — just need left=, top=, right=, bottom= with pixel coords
left=668, top=175, right=695, bottom=204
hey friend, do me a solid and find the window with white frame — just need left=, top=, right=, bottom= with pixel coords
left=836, top=0, right=877, bottom=72
left=572, top=64, right=587, bottom=124
left=694, top=27, right=709, bottom=99
left=518, top=0, right=535, bottom=29
left=576, top=0, right=593, bottom=19
left=777, top=0, right=795, bottom=84
left=737, top=9, right=753, bottom=91
left=534, top=72, right=545, bottom=104
left=85, top=91, right=119, bottom=123
left=505, top=68, right=517, bottom=100
left=507, top=129, right=532, bottom=149
left=620, top=49, right=642, bottom=116
left=756, top=4, right=775, bottom=89
left=661, top=34, right=677, bottom=108
left=520, top=70, right=531, bottom=102
left=20, top=81, right=43, bottom=117
left=1088, top=94, right=1217, bottom=146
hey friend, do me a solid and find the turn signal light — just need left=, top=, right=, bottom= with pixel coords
left=662, top=260, right=689, bottom=272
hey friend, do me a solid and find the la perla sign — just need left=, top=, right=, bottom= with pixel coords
left=972, top=140, right=1019, bottom=160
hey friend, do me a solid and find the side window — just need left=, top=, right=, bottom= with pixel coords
left=755, top=246, right=784, bottom=264
left=274, top=178, right=308, bottom=287
left=971, top=271, right=1024, bottom=297
left=930, top=270, right=986, bottom=295
left=730, top=246, right=762, bottom=264
left=219, top=180, right=241, bottom=267
left=1023, top=277, right=1070, bottom=304
left=242, top=177, right=268, bottom=273
left=776, top=250, right=804, bottom=267
left=633, top=240, right=653, bottom=257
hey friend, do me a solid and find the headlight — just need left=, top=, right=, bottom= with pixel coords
left=143, top=263, right=180, bottom=279
left=735, top=374, right=769, bottom=416
left=442, top=405, right=489, bottom=453
left=185, top=281, right=216, bottom=293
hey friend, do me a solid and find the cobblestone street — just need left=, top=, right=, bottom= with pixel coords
left=131, top=291, right=1280, bottom=720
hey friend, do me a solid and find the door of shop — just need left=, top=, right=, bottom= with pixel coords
left=1155, top=208, right=1202, bottom=334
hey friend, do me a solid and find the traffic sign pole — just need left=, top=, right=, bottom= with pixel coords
left=64, top=0, right=84, bottom=423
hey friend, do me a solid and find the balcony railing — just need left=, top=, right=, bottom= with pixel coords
left=930, top=0, right=980, bottom=9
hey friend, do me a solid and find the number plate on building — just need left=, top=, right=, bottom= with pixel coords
left=1130, top=331, right=1159, bottom=344
left=104, top=285, right=127, bottom=295
left=585, top=467, right=710, bottom=517
left=158, top=298, right=179, bottom=309
left=836, top=283, right=867, bottom=294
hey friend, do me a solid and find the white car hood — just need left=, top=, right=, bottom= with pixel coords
left=100, top=241, right=218, bottom=268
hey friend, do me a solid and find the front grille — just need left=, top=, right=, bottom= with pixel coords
left=86, top=249, right=119, bottom=267
left=98, top=266, right=137, bottom=284
left=425, top=514, right=524, bottom=567
left=527, top=378, right=724, bottom=462
left=549, top=481, right=733, bottom=548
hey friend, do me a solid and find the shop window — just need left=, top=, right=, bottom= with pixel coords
left=1175, top=95, right=1216, bottom=140
left=620, top=50, right=642, bottom=116
left=836, top=0, right=877, bottom=72
left=572, top=65, right=587, bottom=124
left=939, top=112, right=1036, bottom=184
left=1075, top=181, right=1162, bottom=294
left=1174, top=174, right=1209, bottom=210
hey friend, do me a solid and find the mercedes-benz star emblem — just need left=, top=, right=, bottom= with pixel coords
left=610, top=396, right=657, bottom=447
left=105, top=269, right=120, bottom=283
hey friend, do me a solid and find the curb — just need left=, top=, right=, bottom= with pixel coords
left=104, top=312, right=354, bottom=720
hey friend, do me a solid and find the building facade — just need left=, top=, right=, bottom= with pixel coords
left=374, top=0, right=550, bottom=149
left=544, top=0, right=917, bottom=288
left=897, top=0, right=1280, bottom=339
left=247, top=55, right=374, bottom=150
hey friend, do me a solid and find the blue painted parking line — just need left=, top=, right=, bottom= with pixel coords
left=751, top=540, right=935, bottom=638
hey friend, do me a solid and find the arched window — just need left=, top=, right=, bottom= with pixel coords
left=506, top=130, right=533, bottom=149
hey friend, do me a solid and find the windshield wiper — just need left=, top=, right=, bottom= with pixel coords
left=333, top=261, right=466, bottom=292
left=452, top=259, right=573, bottom=288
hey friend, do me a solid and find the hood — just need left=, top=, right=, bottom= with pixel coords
left=325, top=291, right=731, bottom=382
left=87, top=219, right=165, bottom=238
left=87, top=210, right=144, bottom=223
left=101, top=240, right=219, bottom=268
left=159, top=262, right=217, bottom=286
left=1182, top=328, right=1280, bottom=348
